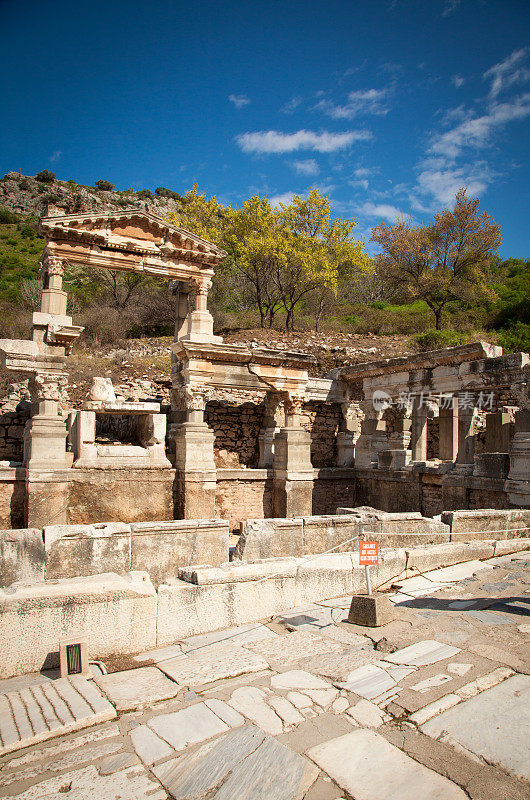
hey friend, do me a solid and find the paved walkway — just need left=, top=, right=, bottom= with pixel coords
left=0, top=551, right=528, bottom=799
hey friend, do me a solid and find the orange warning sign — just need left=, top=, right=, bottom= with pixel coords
left=359, top=541, right=379, bottom=566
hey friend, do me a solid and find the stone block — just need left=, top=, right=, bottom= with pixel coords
left=0, top=571, right=156, bottom=678
left=0, top=528, right=44, bottom=587
left=348, top=593, right=395, bottom=626
left=130, top=519, right=229, bottom=585
left=44, top=522, right=132, bottom=579
left=405, top=542, right=495, bottom=575
left=441, top=509, right=530, bottom=538
left=473, top=453, right=510, bottom=478
left=234, top=517, right=304, bottom=561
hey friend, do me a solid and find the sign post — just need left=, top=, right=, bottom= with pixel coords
left=359, top=537, right=379, bottom=596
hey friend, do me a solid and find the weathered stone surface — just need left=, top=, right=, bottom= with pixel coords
left=336, top=664, right=398, bottom=700
left=441, top=508, right=530, bottom=536
left=0, top=528, right=44, bottom=588
left=157, top=643, right=268, bottom=687
left=6, top=764, right=166, bottom=799
left=0, top=571, right=156, bottom=679
left=95, top=666, right=180, bottom=711
left=234, top=517, right=304, bottom=561
left=130, top=519, right=229, bottom=586
left=307, top=729, right=468, bottom=799
left=154, top=724, right=319, bottom=800
left=301, top=649, right=381, bottom=680
left=130, top=723, right=174, bottom=766
left=44, top=522, right=131, bottom=579
left=383, top=640, right=461, bottom=667
left=271, top=671, right=333, bottom=692
left=148, top=702, right=229, bottom=751
left=0, top=676, right=116, bottom=757
left=348, top=593, right=395, bottom=626
left=228, top=687, right=284, bottom=735
left=243, top=631, right=343, bottom=666
left=421, top=674, right=530, bottom=781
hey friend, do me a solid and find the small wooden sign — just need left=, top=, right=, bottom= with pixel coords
left=359, top=541, right=379, bottom=566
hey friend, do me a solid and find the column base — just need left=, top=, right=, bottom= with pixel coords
left=175, top=471, right=217, bottom=519
left=23, top=415, right=69, bottom=470
left=272, top=473, right=313, bottom=518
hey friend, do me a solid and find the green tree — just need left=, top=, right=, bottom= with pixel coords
left=371, top=189, right=502, bottom=329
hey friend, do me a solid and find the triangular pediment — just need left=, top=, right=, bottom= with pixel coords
left=40, top=209, right=226, bottom=262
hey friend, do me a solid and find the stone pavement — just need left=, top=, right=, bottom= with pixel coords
left=0, top=551, right=528, bottom=799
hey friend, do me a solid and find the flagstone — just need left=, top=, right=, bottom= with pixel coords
left=148, top=702, right=229, bottom=751
left=157, top=643, right=268, bottom=687
left=95, top=666, right=180, bottom=711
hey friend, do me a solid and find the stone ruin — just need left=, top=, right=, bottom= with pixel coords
left=0, top=209, right=528, bottom=678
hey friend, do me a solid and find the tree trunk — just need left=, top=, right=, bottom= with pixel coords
left=434, top=307, right=443, bottom=330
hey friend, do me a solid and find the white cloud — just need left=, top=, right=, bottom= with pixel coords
left=49, top=150, right=62, bottom=163
left=281, top=96, right=303, bottom=114
left=414, top=164, right=492, bottom=207
left=359, top=202, right=405, bottom=222
left=315, top=88, right=390, bottom=119
left=269, top=191, right=296, bottom=208
left=350, top=179, right=369, bottom=190
left=236, top=129, right=371, bottom=154
left=229, top=94, right=250, bottom=109
left=451, top=74, right=465, bottom=88
left=292, top=159, right=320, bottom=175
left=354, top=167, right=372, bottom=178
left=442, top=0, right=462, bottom=17
left=430, top=93, right=530, bottom=159
left=484, top=47, right=530, bottom=98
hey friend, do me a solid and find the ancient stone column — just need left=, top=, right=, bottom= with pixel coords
left=181, top=277, right=221, bottom=344
left=455, top=393, right=478, bottom=473
left=355, top=400, right=388, bottom=469
left=39, top=254, right=68, bottom=317
left=506, top=380, right=530, bottom=507
left=173, top=387, right=217, bottom=518
left=170, top=281, right=191, bottom=342
left=410, top=394, right=428, bottom=462
left=383, top=400, right=412, bottom=469
left=258, top=392, right=283, bottom=468
left=336, top=399, right=362, bottom=468
left=272, top=393, right=313, bottom=517
left=439, top=394, right=458, bottom=461
left=485, top=406, right=516, bottom=453
left=24, top=371, right=71, bottom=528
left=23, top=373, right=70, bottom=469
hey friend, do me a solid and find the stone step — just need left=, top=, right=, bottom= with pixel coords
left=0, top=677, right=117, bottom=757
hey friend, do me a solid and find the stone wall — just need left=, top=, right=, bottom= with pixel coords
left=215, top=470, right=273, bottom=531
left=205, top=402, right=264, bottom=468
left=300, top=401, right=341, bottom=467
left=0, top=403, right=30, bottom=463
left=0, top=469, right=24, bottom=528
left=313, top=469, right=355, bottom=515
left=0, top=518, right=230, bottom=589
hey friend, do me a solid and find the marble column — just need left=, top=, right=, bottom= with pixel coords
left=181, top=277, right=221, bottom=344
left=455, top=394, right=478, bottom=474
left=39, top=254, right=67, bottom=317
left=354, top=400, right=388, bottom=469
left=173, top=387, right=217, bottom=518
left=272, top=393, right=313, bottom=517
left=506, top=391, right=530, bottom=507
left=258, top=392, right=283, bottom=468
left=23, top=373, right=70, bottom=469
left=383, top=401, right=412, bottom=469
left=336, top=399, right=361, bottom=468
left=410, top=395, right=428, bottom=462
left=439, top=394, right=459, bottom=461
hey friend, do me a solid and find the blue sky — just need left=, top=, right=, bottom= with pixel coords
left=1, top=0, right=528, bottom=256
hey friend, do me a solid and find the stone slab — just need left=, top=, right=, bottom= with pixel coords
left=157, top=644, right=268, bottom=687
left=308, top=729, right=467, bottom=799
left=301, top=649, right=381, bottom=680
left=348, top=593, right=395, bottom=626
left=383, top=640, right=461, bottom=667
left=0, top=676, right=117, bottom=757
left=148, top=702, right=230, bottom=751
left=130, top=723, right=175, bottom=766
left=180, top=622, right=277, bottom=653
left=227, top=686, right=285, bottom=735
left=243, top=631, right=343, bottom=666
left=0, top=528, right=44, bottom=588
left=154, top=723, right=319, bottom=800
left=95, top=666, right=181, bottom=711
left=6, top=764, right=166, bottom=799
left=421, top=674, right=530, bottom=781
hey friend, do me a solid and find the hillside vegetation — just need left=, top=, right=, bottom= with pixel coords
left=0, top=172, right=528, bottom=356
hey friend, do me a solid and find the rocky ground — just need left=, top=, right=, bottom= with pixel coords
left=0, top=550, right=528, bottom=799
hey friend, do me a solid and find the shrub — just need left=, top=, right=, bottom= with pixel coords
left=35, top=170, right=55, bottom=183
left=136, top=188, right=153, bottom=200
left=0, top=206, right=19, bottom=224
left=94, top=179, right=115, bottom=191
left=155, top=186, right=183, bottom=201
left=496, top=323, right=530, bottom=354
left=18, top=177, right=31, bottom=190
left=413, top=329, right=467, bottom=351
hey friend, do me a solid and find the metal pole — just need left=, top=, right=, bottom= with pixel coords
left=365, top=564, right=372, bottom=595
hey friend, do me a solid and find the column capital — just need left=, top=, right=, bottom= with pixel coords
left=40, top=252, right=65, bottom=279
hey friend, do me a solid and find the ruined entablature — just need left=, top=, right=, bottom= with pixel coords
left=39, top=210, right=227, bottom=285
